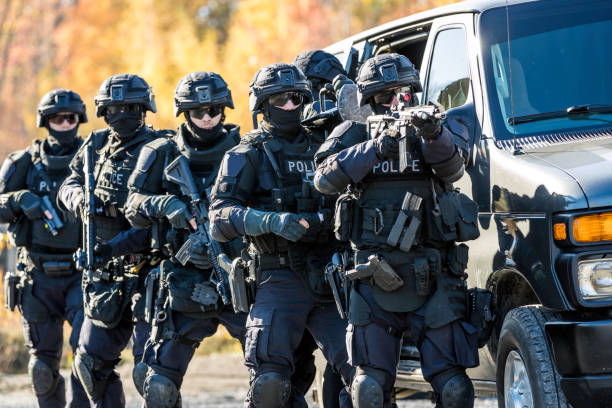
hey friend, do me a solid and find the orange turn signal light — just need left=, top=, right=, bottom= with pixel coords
left=572, top=212, right=612, bottom=243
left=553, top=223, right=567, bottom=240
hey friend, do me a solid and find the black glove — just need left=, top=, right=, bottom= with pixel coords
left=332, top=74, right=354, bottom=98
left=411, top=111, right=442, bottom=140
left=163, top=197, right=192, bottom=230
left=11, top=190, right=42, bottom=220
left=189, top=239, right=213, bottom=270
left=244, top=210, right=308, bottom=242
left=373, top=130, right=400, bottom=160
left=94, top=243, right=113, bottom=265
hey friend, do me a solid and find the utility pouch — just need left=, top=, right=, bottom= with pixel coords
left=334, top=192, right=354, bottom=242
left=466, top=288, right=494, bottom=348
left=432, top=191, right=479, bottom=242
left=20, top=277, right=48, bottom=322
left=448, top=244, right=469, bottom=277
left=144, top=268, right=159, bottom=323
left=305, top=252, right=333, bottom=300
left=228, top=258, right=250, bottom=314
left=165, top=262, right=219, bottom=318
left=4, top=271, right=22, bottom=311
left=346, top=254, right=404, bottom=292
left=83, top=276, right=135, bottom=329
left=414, top=257, right=430, bottom=296
left=41, top=261, right=73, bottom=277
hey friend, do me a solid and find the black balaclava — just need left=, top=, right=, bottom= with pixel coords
left=106, top=110, right=144, bottom=140
left=46, top=125, right=79, bottom=154
left=261, top=101, right=304, bottom=141
left=184, top=111, right=226, bottom=148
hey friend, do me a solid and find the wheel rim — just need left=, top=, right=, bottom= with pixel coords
left=504, top=350, right=534, bottom=408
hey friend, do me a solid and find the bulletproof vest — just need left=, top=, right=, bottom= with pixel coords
left=93, top=127, right=158, bottom=240
left=351, top=133, right=436, bottom=250
left=164, top=124, right=240, bottom=253
left=24, top=139, right=82, bottom=252
left=245, top=129, right=334, bottom=255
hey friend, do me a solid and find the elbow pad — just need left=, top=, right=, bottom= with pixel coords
left=313, top=155, right=351, bottom=195
left=431, top=150, right=465, bottom=183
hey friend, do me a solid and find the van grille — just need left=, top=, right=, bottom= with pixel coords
left=496, top=127, right=612, bottom=151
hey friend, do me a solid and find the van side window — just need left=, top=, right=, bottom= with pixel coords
left=426, top=28, right=470, bottom=110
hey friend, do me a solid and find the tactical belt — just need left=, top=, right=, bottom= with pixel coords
left=159, top=327, right=200, bottom=349
left=257, top=252, right=289, bottom=270
left=25, top=252, right=75, bottom=277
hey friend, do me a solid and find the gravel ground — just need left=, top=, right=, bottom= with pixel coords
left=0, top=352, right=498, bottom=407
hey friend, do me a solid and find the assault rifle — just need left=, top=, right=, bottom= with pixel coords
left=164, top=155, right=231, bottom=306
left=367, top=103, right=445, bottom=173
left=74, top=142, right=97, bottom=281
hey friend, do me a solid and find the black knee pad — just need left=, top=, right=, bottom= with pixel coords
left=28, top=356, right=59, bottom=398
left=248, top=372, right=291, bottom=408
left=351, top=367, right=390, bottom=408
left=143, top=372, right=180, bottom=408
left=133, top=361, right=148, bottom=397
left=73, top=349, right=115, bottom=401
left=431, top=368, right=474, bottom=408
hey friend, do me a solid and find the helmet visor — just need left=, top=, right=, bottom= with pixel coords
left=268, top=92, right=305, bottom=108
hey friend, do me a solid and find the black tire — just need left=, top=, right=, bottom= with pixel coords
left=496, top=306, right=568, bottom=408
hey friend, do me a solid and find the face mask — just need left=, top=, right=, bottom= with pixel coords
left=263, top=103, right=303, bottom=138
left=47, top=126, right=78, bottom=147
left=106, top=112, right=143, bottom=139
left=185, top=113, right=225, bottom=146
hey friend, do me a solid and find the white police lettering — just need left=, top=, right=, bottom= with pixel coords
left=109, top=173, right=124, bottom=185
left=372, top=159, right=421, bottom=174
left=286, top=160, right=315, bottom=174
left=39, top=180, right=49, bottom=192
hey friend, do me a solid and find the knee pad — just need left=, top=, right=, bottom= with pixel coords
left=351, top=369, right=385, bottom=408
left=248, top=372, right=291, bottom=408
left=28, top=356, right=58, bottom=398
left=431, top=369, right=474, bottom=408
left=133, top=361, right=148, bottom=397
left=73, top=349, right=114, bottom=401
left=143, top=373, right=180, bottom=408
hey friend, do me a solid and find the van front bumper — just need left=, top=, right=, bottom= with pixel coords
left=545, top=320, right=612, bottom=406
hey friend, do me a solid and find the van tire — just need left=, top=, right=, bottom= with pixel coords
left=496, top=306, right=568, bottom=408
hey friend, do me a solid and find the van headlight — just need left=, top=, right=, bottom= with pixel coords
left=577, top=258, right=612, bottom=300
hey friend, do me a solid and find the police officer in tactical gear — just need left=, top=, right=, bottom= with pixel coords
left=0, top=88, right=90, bottom=407
left=124, top=71, right=245, bottom=408
left=293, top=49, right=349, bottom=408
left=58, top=74, right=168, bottom=407
left=209, top=63, right=353, bottom=408
left=313, top=53, right=479, bottom=408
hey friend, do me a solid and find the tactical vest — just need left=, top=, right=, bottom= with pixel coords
left=93, top=127, right=161, bottom=241
left=245, top=128, right=337, bottom=303
left=245, top=129, right=334, bottom=254
left=163, top=125, right=240, bottom=254
left=24, top=139, right=82, bottom=253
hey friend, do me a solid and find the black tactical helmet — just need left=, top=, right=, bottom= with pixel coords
left=249, top=63, right=312, bottom=112
left=37, top=89, right=87, bottom=128
left=293, top=50, right=346, bottom=83
left=94, top=73, right=157, bottom=117
left=356, top=53, right=422, bottom=106
left=174, top=71, right=234, bottom=117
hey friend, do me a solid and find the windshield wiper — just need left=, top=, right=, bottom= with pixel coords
left=507, top=104, right=612, bottom=125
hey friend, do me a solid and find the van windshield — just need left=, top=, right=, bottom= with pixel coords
left=480, top=0, right=612, bottom=139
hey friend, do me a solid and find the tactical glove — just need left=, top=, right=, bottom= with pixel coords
left=332, top=74, right=354, bottom=99
left=149, top=195, right=192, bottom=230
left=244, top=209, right=308, bottom=242
left=411, top=110, right=442, bottom=140
left=373, top=130, right=400, bottom=161
left=94, top=243, right=113, bottom=266
left=189, top=239, right=213, bottom=270
left=10, top=190, right=42, bottom=220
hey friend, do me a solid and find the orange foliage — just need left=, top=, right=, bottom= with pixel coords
left=0, top=0, right=461, bottom=155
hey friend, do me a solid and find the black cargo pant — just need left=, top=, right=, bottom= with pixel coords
left=347, top=281, right=479, bottom=404
left=76, top=271, right=151, bottom=408
left=245, top=267, right=353, bottom=408
left=20, top=267, right=89, bottom=408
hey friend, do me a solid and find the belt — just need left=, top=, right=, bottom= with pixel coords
left=257, top=252, right=289, bottom=270
left=25, top=252, right=75, bottom=276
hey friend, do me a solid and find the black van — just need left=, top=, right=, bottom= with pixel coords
left=323, top=0, right=612, bottom=406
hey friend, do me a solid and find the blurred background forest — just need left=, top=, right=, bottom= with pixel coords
left=0, top=0, right=460, bottom=374
left=0, top=0, right=460, bottom=157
